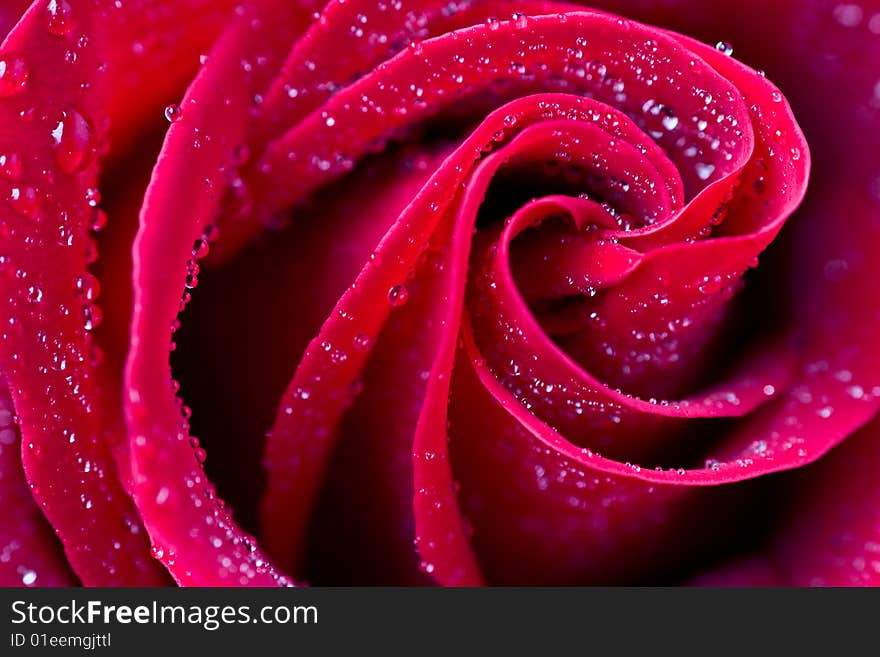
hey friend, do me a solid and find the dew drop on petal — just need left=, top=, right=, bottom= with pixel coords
left=0, top=152, right=22, bottom=180
left=714, top=41, right=734, bottom=56
left=51, top=108, right=95, bottom=174
left=154, top=487, right=170, bottom=505
left=90, top=208, right=108, bottom=233
left=164, top=104, right=183, bottom=123
left=84, top=187, right=101, bottom=207
left=512, top=12, right=529, bottom=29
left=695, top=163, right=716, bottom=181
left=82, top=303, right=102, bottom=331
left=46, top=0, right=74, bottom=36
left=7, top=186, right=40, bottom=218
left=661, top=114, right=679, bottom=131
left=387, top=284, right=408, bottom=307
left=0, top=57, right=29, bottom=98
left=26, top=284, right=43, bottom=303
left=353, top=333, right=372, bottom=351
left=833, top=3, right=863, bottom=27
left=191, top=237, right=210, bottom=259
left=74, top=272, right=99, bottom=300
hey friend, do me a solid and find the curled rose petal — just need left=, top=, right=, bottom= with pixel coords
left=4, top=0, right=875, bottom=588
left=251, top=8, right=822, bottom=584
left=0, top=0, right=167, bottom=585
left=0, top=0, right=247, bottom=585
left=125, top=0, right=319, bottom=585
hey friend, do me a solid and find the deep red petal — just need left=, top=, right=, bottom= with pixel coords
left=0, top=0, right=168, bottom=585
left=0, top=373, right=76, bottom=587
left=125, top=0, right=313, bottom=585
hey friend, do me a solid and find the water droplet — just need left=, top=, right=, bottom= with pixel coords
left=833, top=3, right=863, bottom=27
left=846, top=385, right=865, bottom=399
left=46, top=0, right=74, bottom=36
left=714, top=41, right=734, bottom=56
left=164, top=104, right=183, bottom=123
left=745, top=440, right=767, bottom=455
left=21, top=570, right=37, bottom=586
left=353, top=333, right=372, bottom=351
left=74, top=272, right=99, bottom=300
left=695, top=163, right=716, bottom=181
left=7, top=186, right=40, bottom=218
left=84, top=186, right=101, bottom=207
left=26, top=284, right=43, bottom=303
left=184, top=259, right=199, bottom=289
left=51, top=108, right=95, bottom=174
left=90, top=208, right=108, bottom=232
left=387, top=284, right=408, bottom=307
left=82, top=303, right=102, bottom=330
left=0, top=152, right=22, bottom=179
left=661, top=114, right=679, bottom=131
left=192, top=237, right=210, bottom=259
left=155, top=486, right=170, bottom=505
left=0, top=57, right=29, bottom=98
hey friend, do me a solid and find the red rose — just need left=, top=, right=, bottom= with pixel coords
left=0, top=0, right=877, bottom=587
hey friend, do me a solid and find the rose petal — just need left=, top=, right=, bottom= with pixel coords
left=693, top=414, right=880, bottom=587
left=212, top=0, right=569, bottom=261
left=0, top=0, right=168, bottom=585
left=125, top=0, right=318, bottom=585
left=0, top=373, right=76, bottom=587
left=255, top=8, right=820, bottom=584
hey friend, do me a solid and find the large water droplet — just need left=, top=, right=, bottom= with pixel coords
left=46, top=0, right=74, bottom=36
left=7, top=186, right=40, bottom=218
left=191, top=237, right=210, bottom=259
left=164, top=104, right=183, bottom=123
left=512, top=12, right=529, bottom=29
left=714, top=41, right=734, bottom=56
left=0, top=57, right=29, bottom=98
left=387, top=284, right=409, bottom=307
left=51, top=108, right=95, bottom=174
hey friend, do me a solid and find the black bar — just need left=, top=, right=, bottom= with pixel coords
left=0, top=587, right=874, bottom=654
